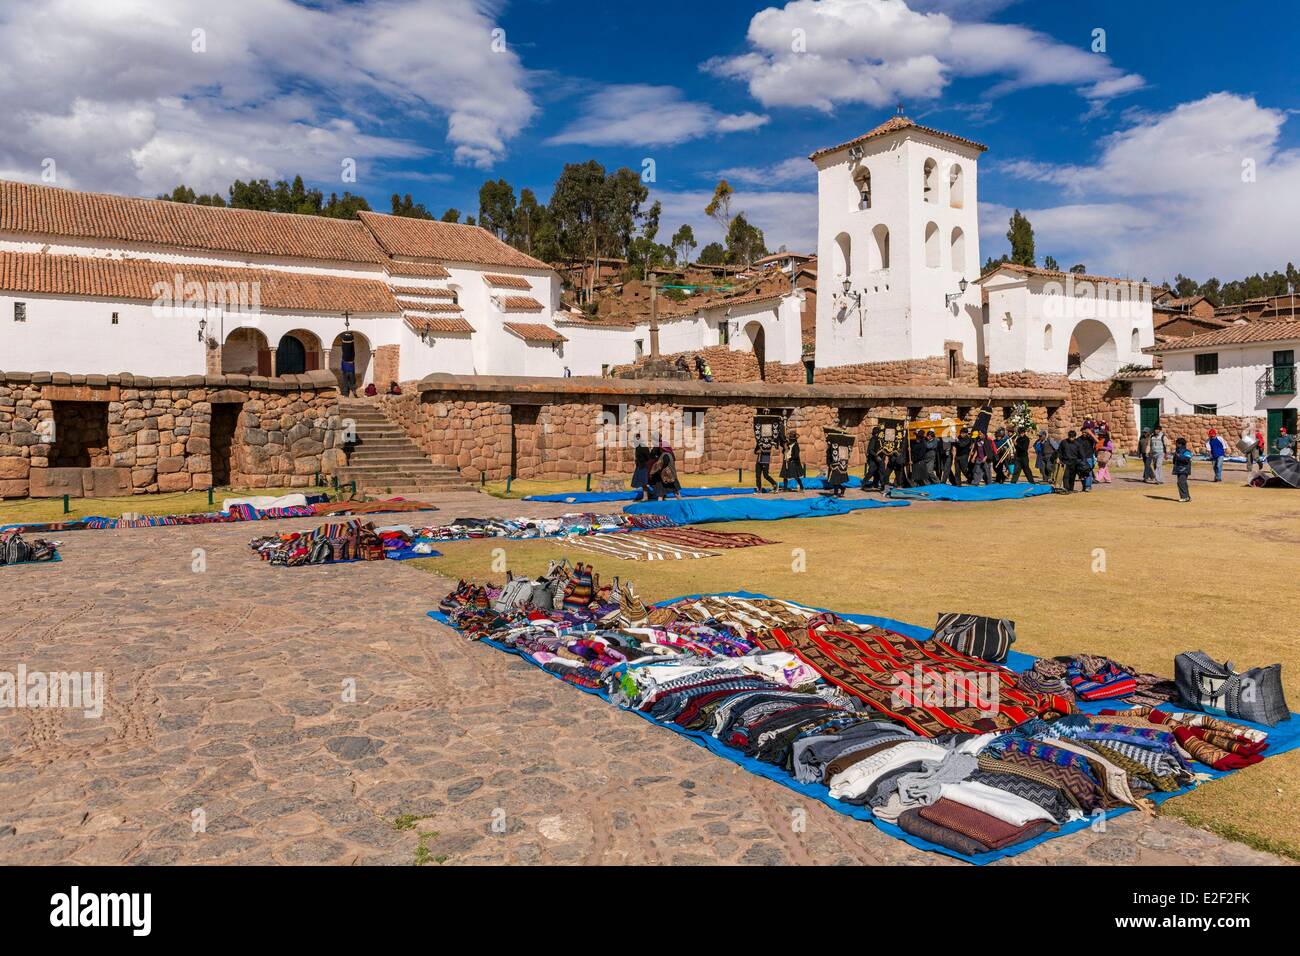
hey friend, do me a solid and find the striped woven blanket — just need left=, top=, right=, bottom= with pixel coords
left=565, top=527, right=776, bottom=561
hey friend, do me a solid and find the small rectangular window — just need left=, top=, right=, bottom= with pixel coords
left=1194, top=352, right=1219, bottom=375
left=111, top=312, right=120, bottom=325
left=1193, top=404, right=1217, bottom=415
left=14, top=302, right=26, bottom=322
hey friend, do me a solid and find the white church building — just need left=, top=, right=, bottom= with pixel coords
left=0, top=115, right=1152, bottom=393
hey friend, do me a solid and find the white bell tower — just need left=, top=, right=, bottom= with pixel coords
left=811, top=115, right=986, bottom=370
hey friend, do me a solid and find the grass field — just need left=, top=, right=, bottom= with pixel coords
left=0, top=485, right=333, bottom=524
left=411, top=459, right=1300, bottom=860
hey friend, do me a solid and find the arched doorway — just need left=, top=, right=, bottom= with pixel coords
left=222, top=327, right=270, bottom=375
left=744, top=321, right=766, bottom=381
left=275, top=330, right=321, bottom=376
left=1067, top=319, right=1119, bottom=380
left=330, top=330, right=371, bottom=389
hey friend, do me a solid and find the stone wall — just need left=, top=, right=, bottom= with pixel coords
left=377, top=374, right=1068, bottom=481
left=0, top=371, right=344, bottom=498
left=373, top=344, right=400, bottom=389
left=1158, top=414, right=1261, bottom=452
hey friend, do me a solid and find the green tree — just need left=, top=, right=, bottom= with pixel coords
left=510, top=188, right=547, bottom=255
left=698, top=242, right=726, bottom=265
left=1006, top=210, right=1035, bottom=267
left=705, top=179, right=735, bottom=235
left=477, top=178, right=517, bottom=240
left=1173, top=273, right=1199, bottom=298
left=320, top=191, right=372, bottom=219
left=391, top=193, right=434, bottom=219
left=157, top=184, right=226, bottom=206
left=670, top=224, right=697, bottom=264
left=440, top=208, right=461, bottom=223
left=724, top=212, right=767, bottom=267
left=1069, top=263, right=1087, bottom=274
left=1043, top=255, right=1059, bottom=271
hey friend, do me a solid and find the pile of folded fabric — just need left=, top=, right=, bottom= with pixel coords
left=1019, top=654, right=1180, bottom=708
left=0, top=530, right=61, bottom=566
left=249, top=518, right=387, bottom=567
left=433, top=576, right=1286, bottom=862
left=409, top=511, right=675, bottom=546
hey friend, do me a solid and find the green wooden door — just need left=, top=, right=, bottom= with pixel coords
left=1139, top=399, right=1161, bottom=432
left=1267, top=408, right=1298, bottom=453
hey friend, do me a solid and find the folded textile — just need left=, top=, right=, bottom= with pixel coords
left=937, top=779, right=1059, bottom=828
left=965, top=769, right=1075, bottom=823
left=893, top=752, right=979, bottom=807
left=896, top=808, right=991, bottom=857
left=918, top=798, right=1056, bottom=850
left=1067, top=658, right=1137, bottom=700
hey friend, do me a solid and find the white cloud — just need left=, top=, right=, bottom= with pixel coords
left=546, top=85, right=768, bottom=147
left=717, top=156, right=815, bottom=187
left=704, top=0, right=1143, bottom=113
left=0, top=0, right=536, bottom=195
left=652, top=187, right=818, bottom=255
left=986, top=93, right=1300, bottom=279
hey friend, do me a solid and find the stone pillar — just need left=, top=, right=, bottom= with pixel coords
left=268, top=346, right=278, bottom=377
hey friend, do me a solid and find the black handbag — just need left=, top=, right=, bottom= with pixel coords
left=932, top=612, right=1016, bottom=663
left=1174, top=652, right=1290, bottom=727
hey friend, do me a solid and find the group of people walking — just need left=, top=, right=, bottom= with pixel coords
left=857, top=420, right=1116, bottom=494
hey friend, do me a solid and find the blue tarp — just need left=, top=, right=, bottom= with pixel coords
left=524, top=477, right=864, bottom=503
left=623, top=494, right=907, bottom=524
left=427, top=589, right=1300, bottom=865
left=887, top=482, right=1053, bottom=502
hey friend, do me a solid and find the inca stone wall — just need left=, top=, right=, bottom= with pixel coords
left=375, top=375, right=1071, bottom=482
left=1157, top=414, right=1262, bottom=452
left=0, top=370, right=344, bottom=498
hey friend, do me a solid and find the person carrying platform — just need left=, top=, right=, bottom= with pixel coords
left=1012, top=426, right=1037, bottom=483
left=780, top=431, right=805, bottom=492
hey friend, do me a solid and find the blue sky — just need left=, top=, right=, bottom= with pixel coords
left=2, top=0, right=1297, bottom=281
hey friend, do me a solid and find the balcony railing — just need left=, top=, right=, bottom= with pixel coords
left=1266, top=365, right=1297, bottom=394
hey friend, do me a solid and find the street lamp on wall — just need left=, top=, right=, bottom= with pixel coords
left=342, top=309, right=352, bottom=329
left=945, top=277, right=970, bottom=308
left=836, top=276, right=862, bottom=312
left=197, top=315, right=207, bottom=343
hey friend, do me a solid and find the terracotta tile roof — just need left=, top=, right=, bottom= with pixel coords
left=499, top=295, right=545, bottom=312
left=0, top=250, right=398, bottom=313
left=504, top=322, right=566, bottom=343
left=810, top=115, right=988, bottom=161
left=386, top=261, right=451, bottom=279
left=1146, top=320, right=1300, bottom=353
left=978, top=261, right=1150, bottom=289
left=404, top=315, right=474, bottom=335
left=395, top=297, right=463, bottom=313
left=359, top=211, right=550, bottom=270
left=0, top=179, right=387, bottom=263
left=1113, top=367, right=1164, bottom=381
left=388, top=285, right=456, bottom=298
left=483, top=273, right=532, bottom=289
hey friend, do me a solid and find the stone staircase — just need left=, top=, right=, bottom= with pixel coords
left=335, top=399, right=469, bottom=496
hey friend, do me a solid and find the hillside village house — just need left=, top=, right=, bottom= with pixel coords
left=1132, top=321, right=1300, bottom=450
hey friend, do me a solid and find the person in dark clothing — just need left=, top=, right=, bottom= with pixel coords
left=953, top=428, right=973, bottom=486
left=992, top=428, right=1010, bottom=482
left=755, top=436, right=779, bottom=492
left=631, top=436, right=651, bottom=501
left=1058, top=430, right=1081, bottom=492
left=864, top=427, right=883, bottom=490
left=909, top=431, right=929, bottom=485
left=675, top=355, right=689, bottom=373
left=1173, top=436, right=1193, bottom=502
left=647, top=444, right=682, bottom=499
left=888, top=438, right=910, bottom=488
left=339, top=331, right=357, bottom=397
left=780, top=431, right=805, bottom=491
left=923, top=430, right=941, bottom=484
left=969, top=432, right=993, bottom=485
left=1012, top=427, right=1037, bottom=483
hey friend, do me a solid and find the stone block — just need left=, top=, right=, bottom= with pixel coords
left=0, top=479, right=30, bottom=498
left=82, top=467, right=132, bottom=498
left=28, top=467, right=86, bottom=498
left=157, top=456, right=185, bottom=474
left=0, top=457, right=29, bottom=480
left=156, top=471, right=192, bottom=492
